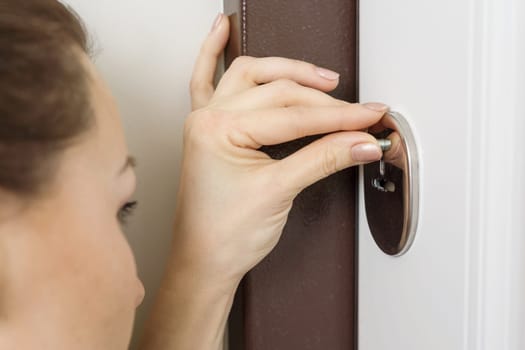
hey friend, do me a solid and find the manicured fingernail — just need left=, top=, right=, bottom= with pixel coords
left=363, top=102, right=389, bottom=112
left=351, top=143, right=382, bottom=162
left=316, top=67, right=340, bottom=80
left=211, top=13, right=223, bottom=32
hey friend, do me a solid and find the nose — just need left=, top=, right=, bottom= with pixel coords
left=135, top=278, right=145, bottom=307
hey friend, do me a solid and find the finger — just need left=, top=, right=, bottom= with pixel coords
left=383, top=132, right=405, bottom=169
left=215, top=56, right=340, bottom=98
left=190, top=13, right=230, bottom=110
left=217, top=79, right=348, bottom=110
left=232, top=103, right=388, bottom=148
left=273, top=131, right=383, bottom=195
left=368, top=112, right=398, bottom=134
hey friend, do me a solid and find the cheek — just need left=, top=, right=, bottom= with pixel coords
left=79, top=213, right=141, bottom=308
left=3, top=207, right=141, bottom=348
left=61, top=178, right=141, bottom=305
left=54, top=195, right=142, bottom=344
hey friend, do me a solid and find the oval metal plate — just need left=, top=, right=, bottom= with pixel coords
left=363, top=111, right=419, bottom=256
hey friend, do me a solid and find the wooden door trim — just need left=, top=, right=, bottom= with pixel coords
left=224, top=1, right=360, bottom=348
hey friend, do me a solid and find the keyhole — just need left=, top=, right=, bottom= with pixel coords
left=372, top=178, right=396, bottom=192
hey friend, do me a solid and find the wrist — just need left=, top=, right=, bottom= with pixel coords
left=167, top=226, right=245, bottom=294
left=140, top=251, right=239, bottom=350
left=164, top=248, right=241, bottom=299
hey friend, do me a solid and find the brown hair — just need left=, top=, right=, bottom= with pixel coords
left=0, top=0, right=93, bottom=195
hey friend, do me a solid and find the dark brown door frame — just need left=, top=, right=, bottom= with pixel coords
left=225, top=1, right=359, bottom=349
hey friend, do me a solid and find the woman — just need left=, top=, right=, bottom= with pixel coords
left=0, top=1, right=387, bottom=349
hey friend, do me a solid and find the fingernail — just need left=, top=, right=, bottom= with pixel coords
left=210, top=13, right=223, bottom=32
left=351, top=143, right=382, bottom=162
left=316, top=67, right=340, bottom=80
left=363, top=102, right=389, bottom=112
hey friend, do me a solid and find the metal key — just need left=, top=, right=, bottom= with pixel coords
left=372, top=139, right=396, bottom=192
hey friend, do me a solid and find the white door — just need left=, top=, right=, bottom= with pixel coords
left=359, top=1, right=525, bottom=349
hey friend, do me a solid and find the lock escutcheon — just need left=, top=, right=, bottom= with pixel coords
left=363, top=111, right=420, bottom=256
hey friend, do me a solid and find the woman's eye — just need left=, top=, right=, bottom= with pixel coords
left=118, top=201, right=138, bottom=225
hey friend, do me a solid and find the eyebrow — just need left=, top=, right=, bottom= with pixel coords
left=119, top=156, right=137, bottom=175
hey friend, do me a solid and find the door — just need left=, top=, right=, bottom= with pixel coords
left=359, top=0, right=525, bottom=349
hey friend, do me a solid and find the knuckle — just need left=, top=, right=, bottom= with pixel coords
left=268, top=79, right=301, bottom=104
left=184, top=110, right=227, bottom=144
left=285, top=58, right=317, bottom=74
left=271, top=79, right=298, bottom=94
left=305, top=61, right=317, bottom=71
left=230, top=56, right=254, bottom=71
left=293, top=58, right=315, bottom=70
left=321, top=147, right=340, bottom=177
left=223, top=56, right=256, bottom=83
left=287, top=107, right=307, bottom=136
left=184, top=110, right=215, bottom=141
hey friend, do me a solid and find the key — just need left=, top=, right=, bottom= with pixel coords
left=372, top=139, right=396, bottom=192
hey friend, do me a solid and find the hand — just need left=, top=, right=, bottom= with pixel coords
left=171, top=14, right=388, bottom=290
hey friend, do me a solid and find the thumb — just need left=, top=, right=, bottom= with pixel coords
left=274, top=131, right=382, bottom=195
left=190, top=13, right=231, bottom=110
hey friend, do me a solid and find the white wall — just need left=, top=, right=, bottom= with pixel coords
left=62, top=1, right=222, bottom=348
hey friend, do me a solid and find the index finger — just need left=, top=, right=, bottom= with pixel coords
left=233, top=103, right=389, bottom=148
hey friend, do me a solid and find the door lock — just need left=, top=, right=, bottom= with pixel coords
left=363, top=111, right=420, bottom=256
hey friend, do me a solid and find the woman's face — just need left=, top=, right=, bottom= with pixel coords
left=0, top=54, right=144, bottom=349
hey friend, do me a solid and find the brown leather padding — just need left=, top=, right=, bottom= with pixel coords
left=225, top=1, right=359, bottom=349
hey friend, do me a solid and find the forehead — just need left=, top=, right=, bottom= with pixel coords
left=84, top=56, right=119, bottom=122
left=79, top=53, right=129, bottom=171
